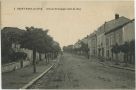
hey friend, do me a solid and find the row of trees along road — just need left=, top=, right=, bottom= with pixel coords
left=63, top=41, right=89, bottom=59
left=111, top=40, right=135, bottom=65
left=1, top=26, right=61, bottom=73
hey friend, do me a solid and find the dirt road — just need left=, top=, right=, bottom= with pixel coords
left=30, top=53, right=135, bottom=89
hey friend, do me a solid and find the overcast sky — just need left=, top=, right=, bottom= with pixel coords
left=1, top=0, right=134, bottom=47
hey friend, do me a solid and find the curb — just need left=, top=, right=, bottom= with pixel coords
left=99, top=62, right=135, bottom=71
left=109, top=65, right=135, bottom=71
left=21, top=63, right=55, bottom=89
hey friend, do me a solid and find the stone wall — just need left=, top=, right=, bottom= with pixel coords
left=2, top=60, right=30, bottom=73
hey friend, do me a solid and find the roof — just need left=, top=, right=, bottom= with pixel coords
left=89, top=31, right=97, bottom=38
left=81, top=38, right=88, bottom=44
left=105, top=19, right=134, bottom=35
left=96, top=16, right=131, bottom=35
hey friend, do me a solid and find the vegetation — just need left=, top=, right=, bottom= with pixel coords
left=111, top=40, right=135, bottom=65
left=111, top=43, right=120, bottom=65
left=1, top=26, right=61, bottom=73
left=1, top=27, right=25, bottom=64
left=63, top=41, right=89, bottom=59
left=80, top=42, right=90, bottom=59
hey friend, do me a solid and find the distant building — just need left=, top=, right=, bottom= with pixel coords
left=88, top=31, right=97, bottom=57
left=73, top=40, right=82, bottom=49
left=73, top=36, right=90, bottom=55
left=96, top=24, right=106, bottom=58
left=81, top=36, right=89, bottom=45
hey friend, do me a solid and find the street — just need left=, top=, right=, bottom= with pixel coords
left=29, top=53, right=135, bottom=89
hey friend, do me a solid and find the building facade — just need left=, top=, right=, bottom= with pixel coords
left=123, top=19, right=135, bottom=42
left=105, top=14, right=132, bottom=62
left=88, top=32, right=97, bottom=57
left=96, top=25, right=106, bottom=58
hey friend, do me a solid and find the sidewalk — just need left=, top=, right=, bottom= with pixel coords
left=90, top=56, right=135, bottom=71
left=2, top=59, right=57, bottom=89
left=100, top=60, right=135, bottom=71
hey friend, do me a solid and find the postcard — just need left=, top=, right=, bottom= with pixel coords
left=1, top=0, right=135, bottom=89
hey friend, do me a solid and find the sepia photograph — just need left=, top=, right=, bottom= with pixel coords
left=0, top=0, right=135, bottom=89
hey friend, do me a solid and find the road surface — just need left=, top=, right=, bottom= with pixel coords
left=29, top=53, right=135, bottom=89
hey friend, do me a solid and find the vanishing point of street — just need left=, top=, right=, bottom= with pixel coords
left=29, top=53, right=135, bottom=89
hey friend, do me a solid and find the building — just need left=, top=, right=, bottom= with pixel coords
left=81, top=36, right=89, bottom=45
left=123, top=19, right=135, bottom=42
left=105, top=14, right=132, bottom=62
left=122, top=19, right=135, bottom=63
left=88, top=31, right=97, bottom=57
left=73, top=40, right=82, bottom=49
left=96, top=24, right=106, bottom=58
left=73, top=14, right=134, bottom=63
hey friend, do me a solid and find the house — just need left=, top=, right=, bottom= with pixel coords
left=122, top=19, right=135, bottom=63
left=73, top=40, right=82, bottom=49
left=123, top=19, right=135, bottom=42
left=96, top=24, right=106, bottom=58
left=88, top=31, right=97, bottom=57
left=81, top=36, right=89, bottom=45
left=104, top=14, right=132, bottom=62
left=95, top=14, right=131, bottom=61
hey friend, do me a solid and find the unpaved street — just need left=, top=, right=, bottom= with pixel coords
left=30, top=53, right=135, bottom=89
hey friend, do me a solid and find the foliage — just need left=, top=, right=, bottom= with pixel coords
left=20, top=26, right=61, bottom=73
left=111, top=40, right=135, bottom=64
left=1, top=27, right=25, bottom=64
left=63, top=45, right=73, bottom=52
left=129, top=40, right=135, bottom=54
left=10, top=52, right=27, bottom=61
left=111, top=43, right=120, bottom=54
left=1, top=27, right=61, bottom=66
left=80, top=41, right=89, bottom=53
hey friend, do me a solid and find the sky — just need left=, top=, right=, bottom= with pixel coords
left=1, top=0, right=134, bottom=47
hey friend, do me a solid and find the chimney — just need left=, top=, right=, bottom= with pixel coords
left=115, top=14, right=119, bottom=19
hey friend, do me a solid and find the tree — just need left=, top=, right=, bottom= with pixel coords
left=120, top=40, right=135, bottom=65
left=20, top=26, right=60, bottom=73
left=21, top=26, right=48, bottom=73
left=129, top=40, right=135, bottom=64
left=111, top=43, right=120, bottom=65
left=10, top=52, right=27, bottom=68
left=80, top=42, right=89, bottom=59
left=120, top=42, right=129, bottom=66
left=1, top=27, right=25, bottom=64
left=63, top=45, right=73, bottom=53
left=35, top=29, right=49, bottom=61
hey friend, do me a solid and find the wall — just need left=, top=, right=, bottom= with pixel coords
left=88, top=34, right=97, bottom=57
left=123, top=21, right=135, bottom=42
left=2, top=60, right=30, bottom=73
left=96, top=33, right=106, bottom=58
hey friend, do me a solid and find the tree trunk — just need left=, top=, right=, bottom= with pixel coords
left=46, top=53, right=49, bottom=63
left=111, top=52, right=113, bottom=61
left=124, top=53, right=126, bottom=63
left=115, top=53, right=119, bottom=65
left=45, top=53, right=47, bottom=63
left=126, top=53, right=128, bottom=66
left=20, top=60, right=23, bottom=68
left=130, top=53, right=132, bottom=64
left=132, top=53, right=135, bottom=64
left=33, top=48, right=36, bottom=73
left=39, top=53, right=42, bottom=61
